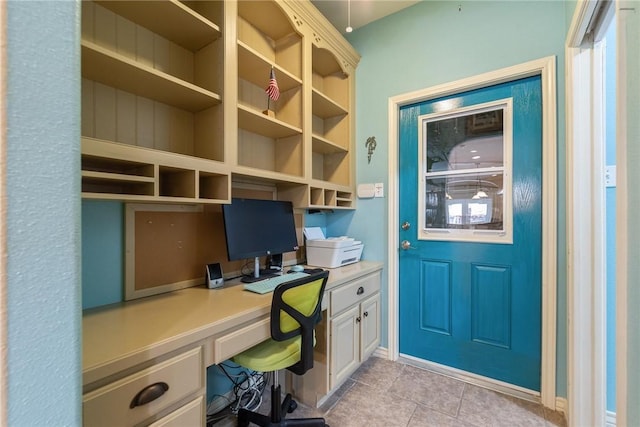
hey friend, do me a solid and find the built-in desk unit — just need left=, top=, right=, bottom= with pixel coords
left=80, top=1, right=368, bottom=424
left=82, top=262, right=382, bottom=426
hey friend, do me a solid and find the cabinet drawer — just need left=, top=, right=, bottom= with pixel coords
left=148, top=396, right=204, bottom=427
left=212, top=317, right=270, bottom=364
left=330, top=273, right=381, bottom=316
left=83, top=347, right=204, bottom=427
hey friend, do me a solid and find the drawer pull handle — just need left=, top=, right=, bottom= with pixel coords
left=130, top=382, right=169, bottom=409
left=363, top=311, right=369, bottom=317
left=356, top=286, right=364, bottom=295
left=356, top=316, right=361, bottom=323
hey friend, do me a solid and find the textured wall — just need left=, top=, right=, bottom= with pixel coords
left=5, top=1, right=81, bottom=424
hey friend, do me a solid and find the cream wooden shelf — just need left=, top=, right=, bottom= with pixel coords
left=308, top=183, right=354, bottom=209
left=81, top=41, right=222, bottom=112
left=312, top=89, right=347, bottom=119
left=309, top=42, right=352, bottom=191
left=307, top=204, right=354, bottom=210
left=232, top=167, right=308, bottom=186
left=238, top=41, right=302, bottom=93
left=238, top=1, right=297, bottom=41
left=81, top=137, right=230, bottom=204
left=312, top=134, right=348, bottom=155
left=237, top=104, right=302, bottom=139
left=95, top=0, right=221, bottom=51
left=81, top=170, right=156, bottom=184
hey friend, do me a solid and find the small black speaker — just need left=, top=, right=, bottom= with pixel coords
left=267, top=253, right=283, bottom=271
left=206, top=263, right=224, bottom=289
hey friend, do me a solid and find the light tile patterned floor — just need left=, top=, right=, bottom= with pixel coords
left=256, top=357, right=567, bottom=427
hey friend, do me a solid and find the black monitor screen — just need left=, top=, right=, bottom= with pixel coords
left=221, top=198, right=299, bottom=261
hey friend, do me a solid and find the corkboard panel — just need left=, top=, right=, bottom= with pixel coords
left=133, top=210, right=225, bottom=290
left=124, top=187, right=305, bottom=300
left=125, top=204, right=223, bottom=300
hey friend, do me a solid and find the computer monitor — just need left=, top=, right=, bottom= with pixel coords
left=221, top=198, right=299, bottom=282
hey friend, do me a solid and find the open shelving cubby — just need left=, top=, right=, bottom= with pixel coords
left=236, top=1, right=304, bottom=179
left=80, top=0, right=229, bottom=203
left=311, top=45, right=352, bottom=193
left=308, top=185, right=354, bottom=210
left=81, top=137, right=230, bottom=204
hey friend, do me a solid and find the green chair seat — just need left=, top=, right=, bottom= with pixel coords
left=234, top=334, right=316, bottom=373
left=233, top=335, right=302, bottom=373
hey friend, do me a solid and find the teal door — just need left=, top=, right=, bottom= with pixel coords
left=398, top=76, right=542, bottom=391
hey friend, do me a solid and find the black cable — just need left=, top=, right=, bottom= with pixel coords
left=209, top=364, right=270, bottom=419
left=216, top=363, right=242, bottom=387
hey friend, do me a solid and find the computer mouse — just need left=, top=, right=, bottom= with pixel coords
left=289, top=265, right=304, bottom=273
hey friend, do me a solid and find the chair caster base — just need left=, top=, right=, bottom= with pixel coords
left=235, top=384, right=325, bottom=426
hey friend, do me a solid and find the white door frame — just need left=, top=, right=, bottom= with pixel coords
left=615, top=2, right=638, bottom=426
left=386, top=56, right=558, bottom=409
left=565, top=0, right=616, bottom=425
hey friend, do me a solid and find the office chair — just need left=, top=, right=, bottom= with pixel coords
left=233, top=271, right=330, bottom=427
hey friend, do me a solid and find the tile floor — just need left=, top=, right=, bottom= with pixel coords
left=253, top=357, right=567, bottom=427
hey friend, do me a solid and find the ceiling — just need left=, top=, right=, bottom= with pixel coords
left=310, top=0, right=420, bottom=34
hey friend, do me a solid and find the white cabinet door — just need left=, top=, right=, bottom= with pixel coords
left=360, top=293, right=380, bottom=361
left=330, top=305, right=360, bottom=388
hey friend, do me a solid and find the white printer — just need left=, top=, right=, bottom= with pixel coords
left=304, top=227, right=364, bottom=268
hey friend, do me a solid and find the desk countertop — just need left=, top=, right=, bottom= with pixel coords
left=83, top=261, right=383, bottom=386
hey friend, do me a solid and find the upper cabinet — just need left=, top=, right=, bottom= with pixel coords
left=80, top=0, right=229, bottom=204
left=80, top=0, right=360, bottom=209
left=310, top=45, right=353, bottom=208
left=235, top=1, right=304, bottom=180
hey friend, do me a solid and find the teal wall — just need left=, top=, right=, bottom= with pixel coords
left=344, top=0, right=569, bottom=397
left=82, top=201, right=124, bottom=308
left=5, top=0, right=81, bottom=425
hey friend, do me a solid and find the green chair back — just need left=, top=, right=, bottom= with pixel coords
left=271, top=271, right=329, bottom=375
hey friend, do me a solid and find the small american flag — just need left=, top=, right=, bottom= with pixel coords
left=265, top=68, right=280, bottom=101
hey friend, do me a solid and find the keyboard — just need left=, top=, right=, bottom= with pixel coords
left=243, top=272, right=310, bottom=294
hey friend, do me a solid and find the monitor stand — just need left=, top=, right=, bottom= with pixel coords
left=241, top=257, right=278, bottom=283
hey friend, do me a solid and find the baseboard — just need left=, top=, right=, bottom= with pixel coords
left=373, top=346, right=388, bottom=359
left=552, top=398, right=615, bottom=426
left=555, top=397, right=567, bottom=415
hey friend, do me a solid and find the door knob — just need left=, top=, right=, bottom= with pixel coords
left=401, top=240, right=416, bottom=250
left=401, top=221, right=411, bottom=230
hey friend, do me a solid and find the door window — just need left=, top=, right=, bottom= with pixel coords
left=418, top=99, right=513, bottom=243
